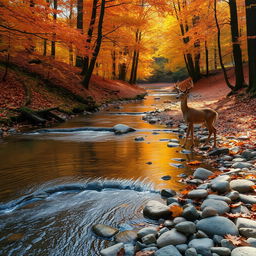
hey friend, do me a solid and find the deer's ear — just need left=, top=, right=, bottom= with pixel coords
left=190, top=80, right=194, bottom=87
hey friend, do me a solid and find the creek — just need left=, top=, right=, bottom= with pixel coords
left=0, top=84, right=203, bottom=255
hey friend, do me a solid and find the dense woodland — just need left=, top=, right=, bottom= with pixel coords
left=0, top=0, right=256, bottom=93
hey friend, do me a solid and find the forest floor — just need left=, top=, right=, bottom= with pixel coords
left=150, top=66, right=256, bottom=143
left=0, top=52, right=145, bottom=132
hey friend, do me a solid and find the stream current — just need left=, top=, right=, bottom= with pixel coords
left=0, top=84, right=203, bottom=255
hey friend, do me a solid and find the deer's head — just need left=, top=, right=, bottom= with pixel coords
left=175, top=79, right=193, bottom=100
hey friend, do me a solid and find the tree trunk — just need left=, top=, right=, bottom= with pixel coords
left=192, top=15, right=201, bottom=81
left=111, top=47, right=116, bottom=79
left=205, top=41, right=209, bottom=76
left=81, top=0, right=98, bottom=74
left=82, top=0, right=105, bottom=89
left=229, top=0, right=245, bottom=90
left=43, top=40, right=47, bottom=56
left=51, top=0, right=57, bottom=58
left=245, top=0, right=256, bottom=94
left=76, top=0, right=83, bottom=67
left=69, top=0, right=74, bottom=66
left=214, top=0, right=234, bottom=90
left=118, top=63, right=127, bottom=81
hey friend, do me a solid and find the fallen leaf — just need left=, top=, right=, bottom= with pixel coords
left=224, top=234, right=250, bottom=246
left=251, top=204, right=256, bottom=212
left=169, top=205, right=183, bottom=217
left=187, top=160, right=202, bottom=166
left=230, top=202, right=242, bottom=208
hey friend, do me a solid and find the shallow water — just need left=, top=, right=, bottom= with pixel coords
left=0, top=84, right=204, bottom=255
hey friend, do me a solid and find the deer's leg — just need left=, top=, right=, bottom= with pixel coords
left=190, top=123, right=194, bottom=148
left=204, top=122, right=213, bottom=146
left=212, top=125, right=217, bottom=148
left=182, top=123, right=192, bottom=148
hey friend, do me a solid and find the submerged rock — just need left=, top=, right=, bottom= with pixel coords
left=92, top=224, right=119, bottom=238
left=115, top=230, right=137, bottom=243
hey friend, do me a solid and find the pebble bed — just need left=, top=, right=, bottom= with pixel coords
left=91, top=119, right=256, bottom=256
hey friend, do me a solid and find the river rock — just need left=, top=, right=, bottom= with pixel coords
left=211, top=181, right=230, bottom=193
left=92, top=224, right=119, bottom=238
left=221, top=239, right=236, bottom=251
left=187, top=189, right=208, bottom=199
left=188, top=238, right=214, bottom=256
left=143, top=200, right=170, bottom=220
left=236, top=218, right=256, bottom=229
left=193, top=168, right=213, bottom=180
left=157, top=229, right=187, bottom=248
left=166, top=197, right=179, bottom=205
left=124, top=244, right=134, bottom=256
left=231, top=205, right=250, bottom=214
left=239, top=194, right=256, bottom=204
left=115, top=231, right=137, bottom=243
left=185, top=248, right=197, bottom=256
left=167, top=142, right=180, bottom=147
left=173, top=217, right=186, bottom=225
left=231, top=247, right=256, bottom=256
left=196, top=216, right=239, bottom=236
left=210, top=247, right=231, bottom=256
left=231, top=162, right=253, bottom=169
left=182, top=205, right=200, bottom=221
left=142, top=234, right=157, bottom=245
left=113, top=124, right=135, bottom=134
left=242, top=150, right=256, bottom=160
left=208, top=148, right=229, bottom=156
left=247, top=237, right=256, bottom=247
left=176, top=244, right=188, bottom=253
left=201, top=207, right=218, bottom=218
left=137, top=227, right=158, bottom=238
left=155, top=245, right=182, bottom=256
left=211, top=175, right=231, bottom=184
left=207, top=194, right=231, bottom=203
left=161, top=175, right=171, bottom=180
left=100, top=243, right=124, bottom=256
left=239, top=228, right=256, bottom=238
left=161, top=189, right=176, bottom=197
left=164, top=220, right=174, bottom=229
left=175, top=221, right=196, bottom=234
left=226, top=191, right=240, bottom=201
left=135, top=137, right=144, bottom=141
left=201, top=199, right=230, bottom=215
left=230, top=179, right=254, bottom=193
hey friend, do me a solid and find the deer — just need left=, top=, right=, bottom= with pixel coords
left=174, top=78, right=218, bottom=149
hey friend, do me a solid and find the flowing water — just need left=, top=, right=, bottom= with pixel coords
left=0, top=84, right=204, bottom=255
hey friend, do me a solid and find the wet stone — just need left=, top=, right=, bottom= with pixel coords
left=230, top=179, right=254, bottom=193
left=92, top=224, right=119, bottom=238
left=193, top=168, right=213, bottom=180
left=173, top=217, right=186, bottom=225
left=115, top=231, right=137, bottom=244
left=231, top=247, right=256, bottom=256
left=226, top=191, right=240, bottom=201
left=164, top=220, right=174, bottom=229
left=161, top=175, right=171, bottom=181
left=188, top=238, right=214, bottom=256
left=182, top=205, right=200, bottom=221
left=167, top=142, right=180, bottom=148
left=231, top=162, right=253, bottom=169
left=124, top=244, right=134, bottom=256
left=211, top=181, right=230, bottom=194
left=239, top=194, right=256, bottom=204
left=155, top=245, right=182, bottom=256
left=143, top=200, right=170, bottom=220
left=100, top=243, right=124, bottom=256
left=196, top=216, right=239, bottom=236
left=221, top=239, right=236, bottom=251
left=210, top=247, right=231, bottom=256
left=137, top=227, right=158, bottom=239
left=161, top=189, right=176, bottom=197
left=170, top=163, right=185, bottom=168
left=142, top=234, right=157, bottom=245
left=176, top=244, right=188, bottom=253
left=175, top=221, right=196, bottom=235
left=201, top=199, right=230, bottom=215
left=134, top=137, right=144, bottom=141
left=187, top=189, right=208, bottom=199
left=201, top=207, right=218, bottom=218
left=236, top=218, right=256, bottom=230
left=185, top=248, right=197, bottom=256
left=208, top=148, right=229, bottom=156
left=157, top=229, right=187, bottom=247
left=239, top=228, right=256, bottom=238
left=246, top=237, right=256, bottom=247
left=207, top=195, right=231, bottom=204
left=231, top=205, right=250, bottom=215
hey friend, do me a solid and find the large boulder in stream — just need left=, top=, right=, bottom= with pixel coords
left=112, top=124, right=136, bottom=135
